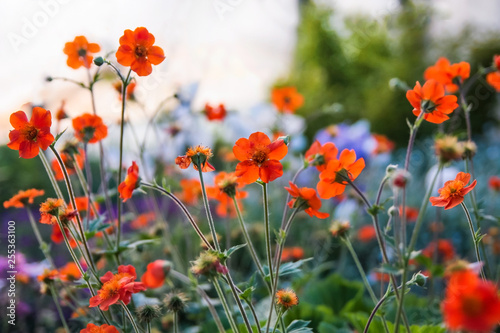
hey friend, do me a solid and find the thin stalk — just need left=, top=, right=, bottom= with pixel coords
left=342, top=237, right=390, bottom=333
left=49, top=283, right=70, bottom=333
left=232, top=196, right=269, bottom=291
left=116, top=68, right=132, bottom=259
left=39, top=151, right=64, bottom=200
left=141, top=182, right=213, bottom=250
left=461, top=202, right=486, bottom=280
left=225, top=273, right=254, bottom=333
left=147, top=321, right=152, bottom=333
left=173, top=312, right=178, bottom=333
left=261, top=183, right=274, bottom=290
left=213, top=278, right=240, bottom=333
left=197, top=167, right=221, bottom=251
left=363, top=292, right=390, bottom=333
left=120, top=301, right=141, bottom=333
left=279, top=166, right=305, bottom=231
left=26, top=209, right=56, bottom=268
left=83, top=143, right=92, bottom=230
left=271, top=307, right=284, bottom=333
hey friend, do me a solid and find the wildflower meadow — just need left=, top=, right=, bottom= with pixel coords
left=2, top=2, right=500, bottom=333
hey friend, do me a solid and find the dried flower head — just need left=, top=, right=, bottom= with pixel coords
left=136, top=304, right=163, bottom=323
left=164, top=291, right=189, bottom=313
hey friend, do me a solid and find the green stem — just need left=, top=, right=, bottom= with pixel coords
left=461, top=202, right=486, bottom=280
left=232, top=196, right=270, bottom=291
left=213, top=278, right=240, bottom=333
left=49, top=283, right=70, bottom=333
left=225, top=273, right=254, bottom=333
left=197, top=167, right=221, bottom=251
left=39, top=151, right=64, bottom=200
left=261, top=183, right=274, bottom=290
left=120, top=301, right=141, bottom=333
left=271, top=307, right=284, bottom=333
left=26, top=209, right=56, bottom=269
left=173, top=312, right=178, bottom=333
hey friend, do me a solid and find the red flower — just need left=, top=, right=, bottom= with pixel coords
left=406, top=80, right=458, bottom=124
left=4, top=189, right=45, bottom=209
left=59, top=262, right=82, bottom=282
left=80, top=323, right=120, bottom=333
left=304, top=140, right=338, bottom=172
left=51, top=223, right=78, bottom=248
left=285, top=182, right=329, bottom=219
left=281, top=247, right=304, bottom=262
left=442, top=268, right=500, bottom=332
left=372, top=134, right=395, bottom=155
left=7, top=107, right=54, bottom=159
left=233, top=132, right=288, bottom=184
left=113, top=80, right=137, bottom=101
left=421, top=239, right=455, bottom=263
left=51, top=149, right=85, bottom=181
left=206, top=172, right=247, bottom=217
left=317, top=149, right=365, bottom=199
left=175, top=145, right=215, bottom=172
left=39, top=198, right=64, bottom=225
left=358, top=225, right=377, bottom=243
left=204, top=103, right=227, bottom=121
left=116, top=27, right=165, bottom=76
left=68, top=197, right=100, bottom=219
left=271, top=87, right=304, bottom=114
left=89, top=265, right=146, bottom=311
left=176, top=179, right=202, bottom=206
left=63, top=36, right=100, bottom=69
left=399, top=206, right=419, bottom=222
left=424, top=57, right=470, bottom=93
left=130, top=212, right=156, bottom=230
left=72, top=113, right=108, bottom=144
left=486, top=71, right=500, bottom=92
left=430, top=172, right=477, bottom=210
left=489, top=176, right=500, bottom=192
left=118, top=161, right=140, bottom=202
left=141, top=260, right=170, bottom=289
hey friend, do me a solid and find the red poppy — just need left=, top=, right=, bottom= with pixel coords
left=406, top=80, right=458, bottom=124
left=317, top=149, right=365, bottom=199
left=51, top=149, right=85, bottom=181
left=285, top=182, right=329, bottom=219
left=304, top=140, right=338, bottom=172
left=141, top=260, right=170, bottom=288
left=358, top=225, right=376, bottom=243
left=233, top=132, right=288, bottom=184
left=80, top=323, right=120, bottom=333
left=176, top=179, right=202, bottom=206
left=421, top=239, right=455, bottom=263
left=204, top=103, right=227, bottom=121
left=7, top=107, right=55, bottom=159
left=486, top=71, right=500, bottom=92
left=175, top=145, right=215, bottom=172
left=206, top=172, right=247, bottom=217
left=424, top=57, right=470, bottom=93
left=372, top=134, right=395, bottom=155
left=442, top=268, right=500, bottom=332
left=116, top=27, right=165, bottom=76
left=430, top=172, right=477, bottom=210
left=63, top=36, right=100, bottom=69
left=271, top=87, right=304, bottom=114
left=89, top=265, right=146, bottom=311
left=489, top=176, right=500, bottom=192
left=281, top=247, right=304, bottom=262
left=72, top=113, right=108, bottom=144
left=4, top=189, right=45, bottom=209
left=130, top=212, right=156, bottom=230
left=118, top=161, right=140, bottom=202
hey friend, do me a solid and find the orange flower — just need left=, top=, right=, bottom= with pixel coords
left=494, top=55, right=500, bottom=71
left=55, top=100, right=68, bottom=121
left=80, top=323, right=120, bottom=333
left=90, top=265, right=146, bottom=311
left=37, top=268, right=58, bottom=284
left=59, top=262, right=82, bottom=282
left=51, top=149, right=85, bottom=181
left=372, top=134, right=395, bottom=155
left=118, top=161, right=140, bottom=202
left=281, top=247, right=304, bottom=262
left=285, top=182, right=329, bottom=219
left=7, top=107, right=55, bottom=159
left=406, top=80, right=458, bottom=124
left=304, top=140, right=338, bottom=172
left=72, top=113, right=108, bottom=144
left=4, top=189, right=45, bottom=209
left=141, top=260, right=170, bottom=288
left=424, top=57, right=470, bottom=93
left=421, top=239, right=455, bottom=263
left=113, top=80, right=137, bottom=101
left=68, top=197, right=100, bottom=218
left=486, top=71, right=500, bottom=92
left=63, top=36, right=100, bottom=69
left=176, top=179, right=202, bottom=206
left=271, top=87, right=304, bottom=114
left=275, top=289, right=299, bottom=309
left=442, top=268, right=500, bottom=332
left=399, top=206, right=419, bottom=222
left=358, top=225, right=376, bottom=243
left=130, top=212, right=156, bottom=230
left=233, top=132, right=288, bottom=184
left=175, top=145, right=215, bottom=172
left=372, top=271, right=391, bottom=283
left=317, top=149, right=365, bottom=199
left=206, top=172, right=247, bottom=217
left=116, top=27, right=165, bottom=76
left=39, top=198, right=64, bottom=224
left=204, top=103, right=227, bottom=121
left=489, top=176, right=500, bottom=192
left=51, top=224, right=78, bottom=248
left=430, top=172, right=477, bottom=210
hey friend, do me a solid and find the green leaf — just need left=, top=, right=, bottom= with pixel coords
left=263, top=258, right=313, bottom=280
left=378, top=263, right=403, bottom=276
left=50, top=128, right=67, bottom=147
left=224, top=243, right=247, bottom=258
left=287, top=320, right=313, bottom=333
left=238, top=286, right=255, bottom=302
